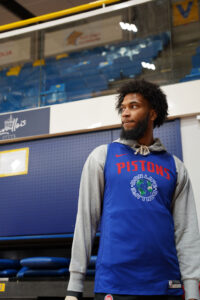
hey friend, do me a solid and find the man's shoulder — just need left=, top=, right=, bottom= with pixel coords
left=90, top=144, right=108, bottom=157
left=86, top=144, right=108, bottom=167
left=172, top=154, right=185, bottom=169
left=172, top=155, right=188, bottom=180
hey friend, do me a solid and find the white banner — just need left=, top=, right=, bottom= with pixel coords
left=0, top=37, right=31, bottom=66
left=44, top=15, right=122, bottom=56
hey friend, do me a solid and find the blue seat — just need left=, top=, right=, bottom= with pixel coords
left=66, top=79, right=87, bottom=91
left=0, top=269, right=18, bottom=277
left=190, top=67, right=200, bottom=75
left=0, top=259, right=20, bottom=270
left=196, top=46, right=200, bottom=54
left=192, top=55, right=200, bottom=68
left=152, top=40, right=163, bottom=52
left=85, top=74, right=108, bottom=90
left=137, top=46, right=157, bottom=60
left=21, top=86, right=39, bottom=109
left=122, top=62, right=142, bottom=78
left=17, top=266, right=69, bottom=278
left=160, top=32, right=170, bottom=47
left=100, top=64, right=121, bottom=81
left=180, top=74, right=200, bottom=82
left=113, top=56, right=132, bottom=68
left=41, top=83, right=66, bottom=105
left=77, top=63, right=100, bottom=76
left=41, top=91, right=67, bottom=106
left=88, top=55, right=105, bottom=66
left=67, top=89, right=92, bottom=102
left=20, top=257, right=70, bottom=269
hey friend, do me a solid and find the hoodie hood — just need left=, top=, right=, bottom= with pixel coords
left=114, top=138, right=166, bottom=156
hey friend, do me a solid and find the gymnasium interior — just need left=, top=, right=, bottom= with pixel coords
left=0, top=0, right=199, bottom=299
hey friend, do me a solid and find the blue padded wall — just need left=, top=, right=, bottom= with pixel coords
left=153, top=119, right=182, bottom=160
left=0, top=130, right=111, bottom=238
left=0, top=119, right=182, bottom=239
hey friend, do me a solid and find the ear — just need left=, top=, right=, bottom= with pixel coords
left=150, top=109, right=157, bottom=122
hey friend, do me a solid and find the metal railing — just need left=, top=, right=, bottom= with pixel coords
left=0, top=0, right=120, bottom=32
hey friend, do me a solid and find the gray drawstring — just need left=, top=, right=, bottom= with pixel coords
left=134, top=145, right=150, bottom=156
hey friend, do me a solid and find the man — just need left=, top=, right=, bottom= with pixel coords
left=65, top=80, right=200, bottom=300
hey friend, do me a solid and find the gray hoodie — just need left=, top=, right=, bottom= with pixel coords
left=67, top=138, right=200, bottom=300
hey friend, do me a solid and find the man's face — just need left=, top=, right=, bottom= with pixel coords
left=120, top=93, right=155, bottom=140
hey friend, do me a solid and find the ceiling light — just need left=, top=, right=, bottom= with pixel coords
left=141, top=61, right=156, bottom=70
left=119, top=22, right=138, bottom=33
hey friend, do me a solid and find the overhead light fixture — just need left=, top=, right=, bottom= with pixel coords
left=119, top=22, right=138, bottom=32
left=141, top=61, right=156, bottom=70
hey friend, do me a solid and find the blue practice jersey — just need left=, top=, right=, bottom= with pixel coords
left=94, top=142, right=183, bottom=296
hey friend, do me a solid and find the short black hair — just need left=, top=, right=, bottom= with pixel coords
left=116, top=79, right=168, bottom=127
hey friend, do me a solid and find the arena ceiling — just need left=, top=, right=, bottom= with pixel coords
left=0, top=0, right=90, bottom=26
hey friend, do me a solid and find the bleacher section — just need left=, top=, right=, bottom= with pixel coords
left=0, top=32, right=170, bottom=113
left=0, top=256, right=96, bottom=279
left=180, top=44, right=200, bottom=82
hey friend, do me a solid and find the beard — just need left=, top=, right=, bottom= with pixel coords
left=120, top=113, right=150, bottom=141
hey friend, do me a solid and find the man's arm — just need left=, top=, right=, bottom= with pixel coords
left=66, top=145, right=107, bottom=299
left=172, top=156, right=200, bottom=300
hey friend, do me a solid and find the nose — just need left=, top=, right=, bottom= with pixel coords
left=121, top=107, right=130, bottom=117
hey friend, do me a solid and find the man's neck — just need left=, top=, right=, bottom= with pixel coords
left=137, top=134, right=154, bottom=146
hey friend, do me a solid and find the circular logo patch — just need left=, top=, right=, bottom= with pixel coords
left=104, top=295, right=113, bottom=300
left=130, top=174, right=158, bottom=202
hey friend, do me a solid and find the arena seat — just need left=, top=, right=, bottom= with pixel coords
left=0, top=259, right=20, bottom=278
left=0, top=269, right=18, bottom=277
left=100, top=63, right=122, bottom=81
left=0, top=259, right=20, bottom=270
left=17, top=266, right=69, bottom=278
left=121, top=61, right=142, bottom=78
left=41, top=83, right=66, bottom=105
left=196, top=46, right=200, bottom=53
left=84, top=74, right=108, bottom=90
left=20, top=86, right=39, bottom=109
left=16, top=256, right=96, bottom=279
left=113, top=56, right=132, bottom=68
left=180, top=74, right=200, bottom=82
left=192, top=54, right=200, bottom=68
left=180, top=45, right=200, bottom=82
left=66, top=79, right=87, bottom=91
left=20, top=257, right=70, bottom=269
left=190, top=67, right=200, bottom=74
left=66, top=89, right=92, bottom=102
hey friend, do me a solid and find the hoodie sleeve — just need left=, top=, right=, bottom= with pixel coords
left=67, top=144, right=107, bottom=295
left=172, top=155, right=200, bottom=300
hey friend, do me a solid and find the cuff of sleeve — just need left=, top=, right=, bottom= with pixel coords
left=67, top=272, right=85, bottom=293
left=183, top=279, right=200, bottom=300
left=66, top=290, right=83, bottom=300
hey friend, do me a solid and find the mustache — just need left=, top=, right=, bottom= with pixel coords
left=122, top=120, right=135, bottom=124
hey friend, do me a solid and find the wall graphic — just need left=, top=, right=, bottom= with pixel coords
left=0, top=108, right=50, bottom=140
left=44, top=15, right=122, bottom=56
left=173, top=0, right=199, bottom=26
left=0, top=37, right=31, bottom=66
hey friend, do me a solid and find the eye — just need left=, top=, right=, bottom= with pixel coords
left=131, top=104, right=138, bottom=109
